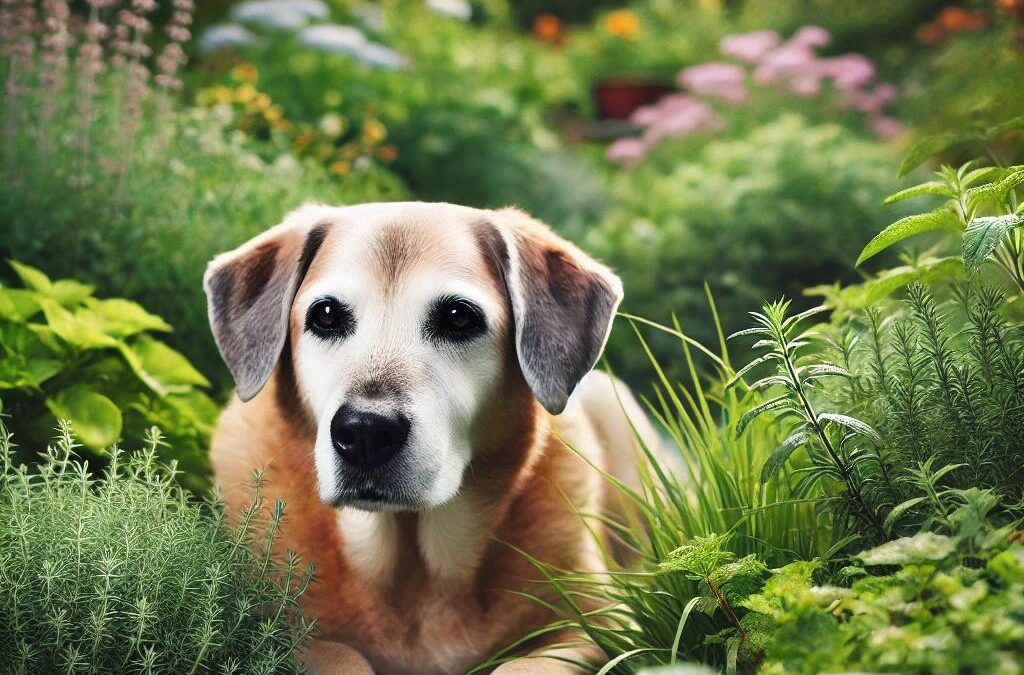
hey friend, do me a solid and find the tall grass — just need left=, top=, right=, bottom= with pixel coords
left=480, top=291, right=843, bottom=674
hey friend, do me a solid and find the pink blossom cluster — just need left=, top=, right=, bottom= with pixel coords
left=608, top=25, right=903, bottom=167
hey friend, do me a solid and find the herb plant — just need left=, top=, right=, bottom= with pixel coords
left=0, top=421, right=315, bottom=674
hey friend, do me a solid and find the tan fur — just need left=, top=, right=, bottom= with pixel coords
left=208, top=203, right=658, bottom=675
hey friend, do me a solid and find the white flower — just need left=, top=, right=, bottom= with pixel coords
left=297, top=23, right=368, bottom=54
left=318, top=112, right=345, bottom=138
left=297, top=24, right=407, bottom=69
left=426, top=0, right=471, bottom=21
left=231, top=0, right=329, bottom=30
left=197, top=23, right=256, bottom=54
left=351, top=3, right=386, bottom=32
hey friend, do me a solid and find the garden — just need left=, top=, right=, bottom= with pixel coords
left=1, top=0, right=1024, bottom=673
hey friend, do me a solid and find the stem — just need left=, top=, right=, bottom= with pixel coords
left=707, top=577, right=745, bottom=642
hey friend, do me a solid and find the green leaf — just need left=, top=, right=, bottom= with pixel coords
left=858, top=532, right=956, bottom=565
left=883, top=181, right=954, bottom=204
left=857, top=208, right=963, bottom=266
left=25, top=358, right=62, bottom=386
left=962, top=214, right=1024, bottom=272
left=9, top=260, right=53, bottom=292
left=816, top=413, right=881, bottom=443
left=883, top=496, right=928, bottom=534
left=898, top=132, right=982, bottom=177
left=8, top=261, right=92, bottom=306
left=118, top=335, right=209, bottom=396
left=84, top=298, right=172, bottom=337
left=45, top=387, right=122, bottom=450
left=760, top=432, right=808, bottom=483
left=816, top=257, right=964, bottom=310
left=0, top=288, right=42, bottom=322
left=987, top=115, right=1024, bottom=136
left=736, top=396, right=791, bottom=436
left=39, top=299, right=119, bottom=350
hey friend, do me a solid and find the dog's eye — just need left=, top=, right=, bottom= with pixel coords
left=426, top=297, right=486, bottom=343
left=306, top=298, right=354, bottom=339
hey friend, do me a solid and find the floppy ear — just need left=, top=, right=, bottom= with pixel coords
left=483, top=209, right=623, bottom=415
left=204, top=210, right=329, bottom=401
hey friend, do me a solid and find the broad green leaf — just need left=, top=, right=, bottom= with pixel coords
left=45, top=387, right=122, bottom=450
left=736, top=395, right=791, bottom=436
left=9, top=260, right=53, bottom=292
left=857, top=208, right=963, bottom=266
left=48, top=279, right=94, bottom=307
left=883, top=181, right=954, bottom=204
left=39, top=299, right=119, bottom=350
left=817, top=413, right=881, bottom=443
left=760, top=431, right=808, bottom=483
left=25, top=358, right=62, bottom=386
left=84, top=298, right=172, bottom=337
left=858, top=532, right=956, bottom=565
left=0, top=288, right=41, bottom=321
left=118, top=335, right=209, bottom=396
left=962, top=214, right=1024, bottom=272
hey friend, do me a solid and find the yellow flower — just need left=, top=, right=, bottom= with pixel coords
left=231, top=62, right=259, bottom=83
left=263, top=105, right=284, bottom=124
left=603, top=9, right=640, bottom=40
left=330, top=160, right=351, bottom=176
left=234, top=84, right=257, bottom=104
left=362, top=118, right=387, bottom=144
left=199, top=85, right=234, bottom=106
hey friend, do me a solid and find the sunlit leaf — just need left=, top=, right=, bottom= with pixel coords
left=883, top=181, right=954, bottom=204
left=857, top=208, right=963, bottom=266
left=962, top=214, right=1024, bottom=272
left=45, top=387, right=122, bottom=450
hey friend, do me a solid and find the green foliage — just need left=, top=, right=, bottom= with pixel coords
left=584, top=115, right=910, bottom=384
left=0, top=262, right=216, bottom=490
left=0, top=422, right=315, bottom=674
left=747, top=506, right=1024, bottom=675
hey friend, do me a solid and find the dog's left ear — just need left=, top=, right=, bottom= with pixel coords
left=482, top=209, right=623, bottom=415
left=204, top=208, right=329, bottom=401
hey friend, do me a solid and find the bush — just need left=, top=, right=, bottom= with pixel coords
left=582, top=114, right=910, bottom=384
left=0, top=261, right=216, bottom=490
left=0, top=422, right=315, bottom=674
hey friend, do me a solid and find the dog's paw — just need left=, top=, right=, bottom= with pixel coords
left=298, top=639, right=375, bottom=675
left=491, top=657, right=584, bottom=675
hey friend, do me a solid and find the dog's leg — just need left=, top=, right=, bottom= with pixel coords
left=492, top=642, right=604, bottom=675
left=298, top=639, right=375, bottom=675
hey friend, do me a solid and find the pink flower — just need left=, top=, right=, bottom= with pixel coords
left=641, top=96, right=722, bottom=144
left=821, top=53, right=875, bottom=90
left=788, top=74, right=822, bottom=97
left=869, top=115, right=904, bottom=139
left=720, top=29, right=780, bottom=63
left=790, top=25, right=831, bottom=48
left=677, top=62, right=748, bottom=104
left=606, top=137, right=647, bottom=167
left=753, top=42, right=816, bottom=85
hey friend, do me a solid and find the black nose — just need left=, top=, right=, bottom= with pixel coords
left=330, top=406, right=410, bottom=469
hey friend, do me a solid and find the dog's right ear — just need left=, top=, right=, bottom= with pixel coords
left=204, top=212, right=329, bottom=401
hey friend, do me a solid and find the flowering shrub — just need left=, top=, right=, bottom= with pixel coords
left=608, top=25, right=902, bottom=166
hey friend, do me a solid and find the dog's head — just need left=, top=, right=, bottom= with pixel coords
left=205, top=202, right=621, bottom=511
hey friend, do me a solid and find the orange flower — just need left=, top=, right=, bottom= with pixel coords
left=533, top=13, right=562, bottom=41
left=377, top=145, right=398, bottom=162
left=996, top=0, right=1022, bottom=14
left=938, top=5, right=988, bottom=30
left=329, top=160, right=351, bottom=176
left=603, top=9, right=640, bottom=40
left=917, top=22, right=946, bottom=44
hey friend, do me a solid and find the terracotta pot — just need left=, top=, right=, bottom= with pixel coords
left=593, top=77, right=674, bottom=120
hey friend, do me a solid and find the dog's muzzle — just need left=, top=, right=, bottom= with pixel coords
left=330, top=404, right=410, bottom=470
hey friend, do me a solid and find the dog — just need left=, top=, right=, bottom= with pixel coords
left=205, top=202, right=656, bottom=674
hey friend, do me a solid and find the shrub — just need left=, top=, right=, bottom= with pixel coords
left=0, top=422, right=315, bottom=674
left=582, top=115, right=910, bottom=384
left=0, top=261, right=216, bottom=490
